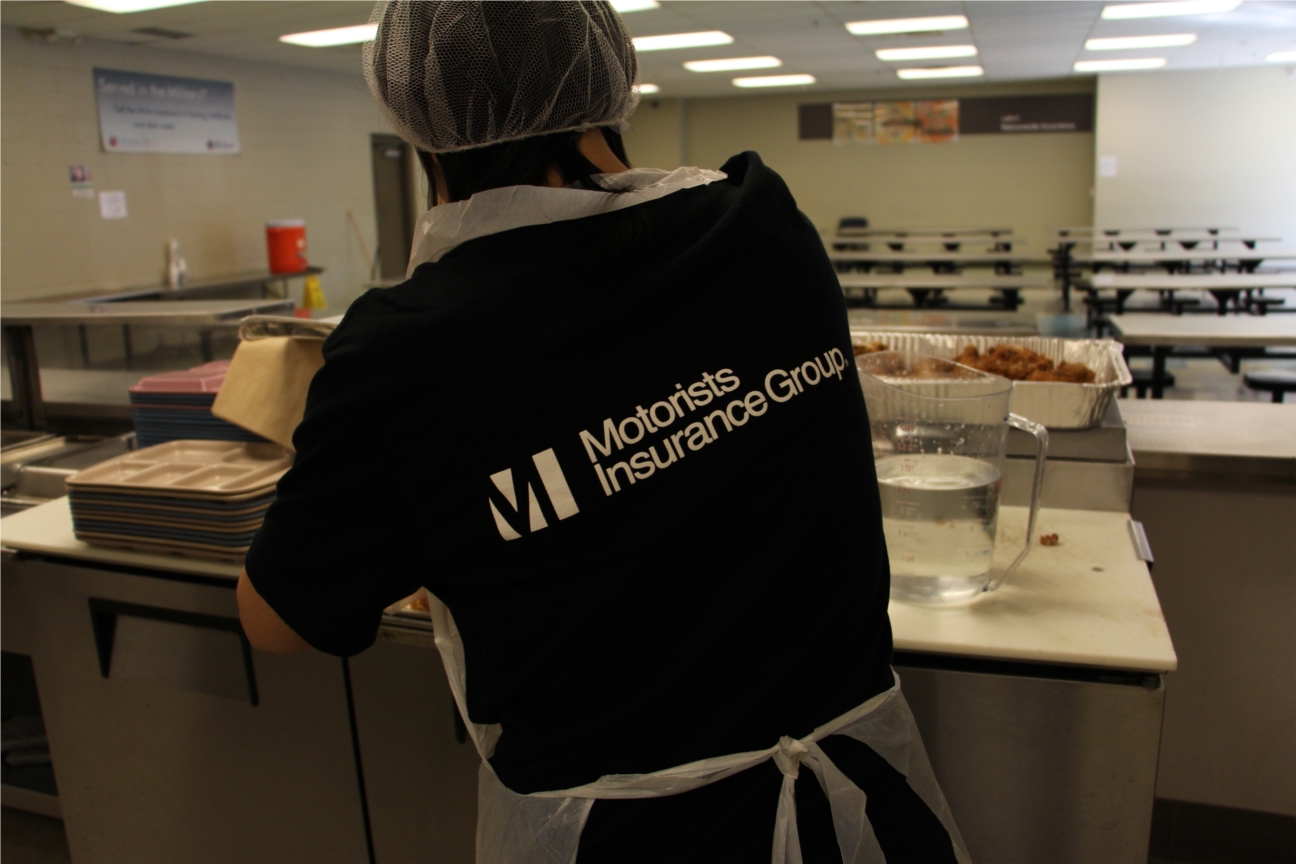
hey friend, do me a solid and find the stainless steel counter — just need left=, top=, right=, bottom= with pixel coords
left=1, top=498, right=1173, bottom=863
left=2, top=298, right=293, bottom=431
left=1121, top=399, right=1296, bottom=826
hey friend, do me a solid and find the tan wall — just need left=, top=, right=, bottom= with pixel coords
left=623, top=97, right=683, bottom=172
left=1094, top=65, right=1296, bottom=239
left=627, top=80, right=1096, bottom=244
left=0, top=27, right=392, bottom=309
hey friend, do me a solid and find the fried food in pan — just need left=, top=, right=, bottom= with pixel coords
left=954, top=345, right=1095, bottom=384
left=853, top=341, right=890, bottom=357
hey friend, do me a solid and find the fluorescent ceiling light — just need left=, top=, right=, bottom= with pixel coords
left=1085, top=34, right=1197, bottom=49
left=636, top=83, right=661, bottom=94
left=733, top=74, right=816, bottom=88
left=280, top=24, right=377, bottom=47
left=895, top=65, right=984, bottom=80
left=1101, top=0, right=1241, bottom=20
left=846, top=16, right=969, bottom=36
left=684, top=56, right=782, bottom=72
left=64, top=0, right=206, bottom=11
left=1268, top=50, right=1296, bottom=62
left=1074, top=57, right=1168, bottom=71
left=876, top=45, right=978, bottom=61
left=633, top=31, right=733, bottom=52
left=611, top=0, right=659, bottom=11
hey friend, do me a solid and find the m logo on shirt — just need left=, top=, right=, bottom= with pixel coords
left=487, top=448, right=580, bottom=541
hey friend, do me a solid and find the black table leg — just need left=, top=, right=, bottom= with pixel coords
left=1209, top=289, right=1231, bottom=315
left=1152, top=346, right=1170, bottom=399
left=122, top=324, right=134, bottom=371
left=3, top=324, right=45, bottom=430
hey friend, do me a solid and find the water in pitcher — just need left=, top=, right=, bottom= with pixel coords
left=876, top=453, right=1002, bottom=605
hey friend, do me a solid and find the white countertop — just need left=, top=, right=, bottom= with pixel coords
left=1119, top=399, right=1296, bottom=461
left=1111, top=313, right=1296, bottom=347
left=3, top=499, right=1176, bottom=673
left=0, top=497, right=241, bottom=580
left=889, top=505, right=1175, bottom=673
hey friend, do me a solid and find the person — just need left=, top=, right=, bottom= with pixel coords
left=237, top=2, right=967, bottom=861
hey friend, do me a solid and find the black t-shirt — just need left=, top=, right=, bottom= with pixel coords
left=245, top=152, right=896, bottom=798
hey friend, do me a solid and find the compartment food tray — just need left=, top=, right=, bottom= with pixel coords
left=850, top=330, right=1133, bottom=429
left=66, top=440, right=292, bottom=498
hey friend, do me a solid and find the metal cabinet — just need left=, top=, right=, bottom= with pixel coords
left=349, top=634, right=479, bottom=863
left=11, top=556, right=369, bottom=863
left=897, top=656, right=1165, bottom=864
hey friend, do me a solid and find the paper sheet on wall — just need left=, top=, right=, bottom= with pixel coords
left=211, top=336, right=324, bottom=450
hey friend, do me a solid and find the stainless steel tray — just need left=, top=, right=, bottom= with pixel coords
left=850, top=330, right=1133, bottom=429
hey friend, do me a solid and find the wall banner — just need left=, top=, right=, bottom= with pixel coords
left=94, top=68, right=240, bottom=154
left=802, top=93, right=1093, bottom=141
left=830, top=100, right=959, bottom=145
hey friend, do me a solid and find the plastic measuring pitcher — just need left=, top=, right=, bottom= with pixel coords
left=857, top=352, right=1049, bottom=605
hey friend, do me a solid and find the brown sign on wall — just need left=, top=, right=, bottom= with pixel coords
left=960, top=94, right=1094, bottom=134
left=799, top=93, right=1093, bottom=140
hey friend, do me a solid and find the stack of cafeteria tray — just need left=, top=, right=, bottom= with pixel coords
left=850, top=331, right=1133, bottom=428
left=65, top=441, right=292, bottom=563
left=129, top=361, right=267, bottom=448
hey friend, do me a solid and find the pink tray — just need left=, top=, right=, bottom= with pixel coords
left=129, top=361, right=230, bottom=395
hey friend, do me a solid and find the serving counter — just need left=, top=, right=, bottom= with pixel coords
left=1, top=498, right=1174, bottom=863
left=1119, top=399, right=1296, bottom=854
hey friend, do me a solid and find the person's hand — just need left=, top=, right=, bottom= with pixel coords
left=237, top=569, right=309, bottom=653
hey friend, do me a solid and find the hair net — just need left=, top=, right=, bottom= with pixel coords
left=363, top=1, right=640, bottom=154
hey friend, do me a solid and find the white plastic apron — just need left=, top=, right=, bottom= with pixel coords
left=425, top=594, right=971, bottom=864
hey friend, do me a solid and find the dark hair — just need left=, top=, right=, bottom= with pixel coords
left=417, top=127, right=631, bottom=208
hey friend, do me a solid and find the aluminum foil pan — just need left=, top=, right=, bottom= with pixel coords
left=850, top=330, right=1133, bottom=429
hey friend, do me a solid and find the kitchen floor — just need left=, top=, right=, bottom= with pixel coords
left=8, top=803, right=1292, bottom=863
left=1, top=808, right=69, bottom=864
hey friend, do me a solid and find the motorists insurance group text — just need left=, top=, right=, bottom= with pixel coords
left=580, top=347, right=850, bottom=496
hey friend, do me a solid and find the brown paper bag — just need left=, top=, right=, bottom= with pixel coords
left=211, top=337, right=325, bottom=450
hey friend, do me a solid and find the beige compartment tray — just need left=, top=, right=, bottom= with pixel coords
left=850, top=331, right=1133, bottom=429
left=75, top=532, right=249, bottom=563
left=67, top=440, right=292, bottom=498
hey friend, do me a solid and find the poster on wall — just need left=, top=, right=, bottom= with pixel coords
left=832, top=102, right=875, bottom=144
left=94, top=68, right=240, bottom=154
left=830, top=100, right=960, bottom=144
left=803, top=95, right=1091, bottom=141
left=915, top=100, right=959, bottom=143
left=874, top=101, right=917, bottom=144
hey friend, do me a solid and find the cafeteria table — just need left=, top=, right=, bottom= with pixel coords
left=1110, top=313, right=1296, bottom=398
left=836, top=226, right=1013, bottom=239
left=1074, top=249, right=1296, bottom=273
left=832, top=235, right=1023, bottom=252
left=837, top=273, right=1049, bottom=310
left=1054, top=228, right=1274, bottom=250
left=1079, top=272, right=1296, bottom=316
left=828, top=250, right=1045, bottom=276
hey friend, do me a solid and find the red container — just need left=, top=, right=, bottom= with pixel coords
left=266, top=220, right=308, bottom=274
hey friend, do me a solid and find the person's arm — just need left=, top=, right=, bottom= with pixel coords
left=237, top=568, right=308, bottom=654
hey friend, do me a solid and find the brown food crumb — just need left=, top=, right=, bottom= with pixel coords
left=954, top=344, right=1095, bottom=384
left=1039, top=533, right=1059, bottom=546
left=853, top=341, right=889, bottom=357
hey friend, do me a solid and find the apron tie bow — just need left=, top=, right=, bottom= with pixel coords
left=774, top=736, right=808, bottom=779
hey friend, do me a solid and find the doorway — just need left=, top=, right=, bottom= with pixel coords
left=370, top=134, right=416, bottom=282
